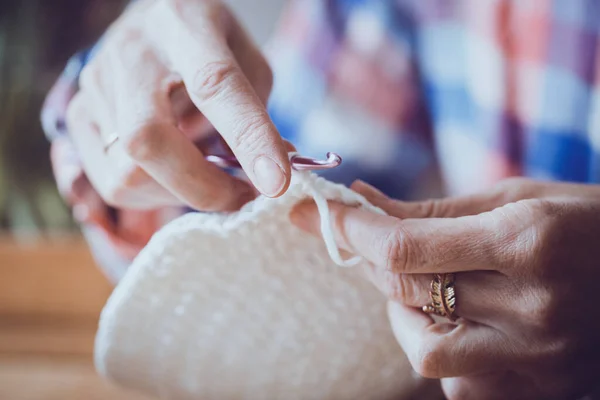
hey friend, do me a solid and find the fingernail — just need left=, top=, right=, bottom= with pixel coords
left=253, top=156, right=286, bottom=197
left=351, top=180, right=386, bottom=200
left=351, top=180, right=369, bottom=191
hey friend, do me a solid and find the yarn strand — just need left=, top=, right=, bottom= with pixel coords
left=309, top=186, right=363, bottom=267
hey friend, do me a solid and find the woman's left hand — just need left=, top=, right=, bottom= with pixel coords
left=290, top=178, right=600, bottom=400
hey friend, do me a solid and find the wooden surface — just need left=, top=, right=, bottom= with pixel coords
left=0, top=235, right=153, bottom=400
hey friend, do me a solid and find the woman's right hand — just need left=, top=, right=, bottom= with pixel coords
left=66, top=0, right=290, bottom=212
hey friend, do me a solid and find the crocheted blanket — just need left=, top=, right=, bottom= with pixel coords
left=95, top=172, right=427, bottom=399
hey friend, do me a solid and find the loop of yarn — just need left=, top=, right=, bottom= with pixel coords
left=93, top=169, right=414, bottom=400
left=305, top=179, right=364, bottom=268
left=286, top=152, right=363, bottom=267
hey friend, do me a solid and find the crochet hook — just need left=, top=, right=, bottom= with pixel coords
left=206, top=152, right=342, bottom=171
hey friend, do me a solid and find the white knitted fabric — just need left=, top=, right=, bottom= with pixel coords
left=95, top=172, right=425, bottom=400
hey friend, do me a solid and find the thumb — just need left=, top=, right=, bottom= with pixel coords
left=351, top=180, right=507, bottom=219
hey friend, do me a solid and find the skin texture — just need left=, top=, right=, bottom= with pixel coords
left=64, top=1, right=600, bottom=397
left=290, top=178, right=600, bottom=400
left=66, top=0, right=290, bottom=212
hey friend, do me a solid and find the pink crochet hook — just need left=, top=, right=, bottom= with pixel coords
left=206, top=152, right=342, bottom=171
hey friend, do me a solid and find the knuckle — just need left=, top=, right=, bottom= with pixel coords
left=385, top=274, right=418, bottom=304
left=110, top=27, right=141, bottom=50
left=516, top=197, right=555, bottom=218
left=96, top=167, right=142, bottom=207
left=494, top=177, right=537, bottom=202
left=65, top=93, right=87, bottom=130
left=381, top=223, right=414, bottom=273
left=229, top=113, right=271, bottom=154
left=98, top=180, right=127, bottom=207
left=521, top=288, right=555, bottom=330
left=416, top=199, right=435, bottom=218
left=191, top=61, right=238, bottom=104
left=486, top=199, right=554, bottom=275
left=112, top=30, right=147, bottom=66
left=411, top=343, right=446, bottom=378
left=78, top=63, right=100, bottom=91
left=118, top=164, right=146, bottom=188
left=493, top=199, right=554, bottom=274
left=122, top=121, right=168, bottom=162
left=418, top=199, right=446, bottom=218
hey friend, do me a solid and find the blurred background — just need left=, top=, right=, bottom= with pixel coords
left=0, top=0, right=281, bottom=398
left=0, top=2, right=135, bottom=398
left=0, top=0, right=282, bottom=234
left=0, top=0, right=124, bottom=235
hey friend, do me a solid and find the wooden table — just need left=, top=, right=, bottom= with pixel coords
left=0, top=235, right=152, bottom=400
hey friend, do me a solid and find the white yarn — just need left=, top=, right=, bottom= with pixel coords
left=94, top=172, right=429, bottom=400
left=307, top=178, right=382, bottom=267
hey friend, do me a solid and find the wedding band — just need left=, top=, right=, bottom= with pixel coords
left=103, top=132, right=119, bottom=153
left=423, top=273, right=457, bottom=321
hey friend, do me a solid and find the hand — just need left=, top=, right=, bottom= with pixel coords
left=66, top=0, right=290, bottom=211
left=290, top=178, right=600, bottom=400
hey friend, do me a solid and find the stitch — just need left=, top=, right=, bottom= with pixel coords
left=95, top=172, right=414, bottom=400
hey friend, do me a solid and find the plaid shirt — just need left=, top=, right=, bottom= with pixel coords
left=42, top=0, right=600, bottom=279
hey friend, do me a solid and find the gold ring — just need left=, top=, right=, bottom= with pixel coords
left=103, top=132, right=119, bottom=153
left=422, top=273, right=457, bottom=321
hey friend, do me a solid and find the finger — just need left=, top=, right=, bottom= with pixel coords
left=79, top=56, right=117, bottom=143
left=109, top=31, right=256, bottom=211
left=387, top=301, right=509, bottom=378
left=360, top=268, right=432, bottom=307
left=66, top=92, right=117, bottom=197
left=351, top=180, right=507, bottom=219
left=227, top=12, right=273, bottom=106
left=152, top=1, right=291, bottom=197
left=289, top=194, right=504, bottom=319
left=363, top=267, right=505, bottom=323
left=441, top=373, right=541, bottom=400
left=169, top=14, right=274, bottom=138
left=66, top=93, right=184, bottom=209
left=350, top=180, right=390, bottom=205
left=169, top=83, right=214, bottom=141
left=283, top=140, right=297, bottom=153
left=290, top=200, right=507, bottom=274
left=449, top=271, right=510, bottom=324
